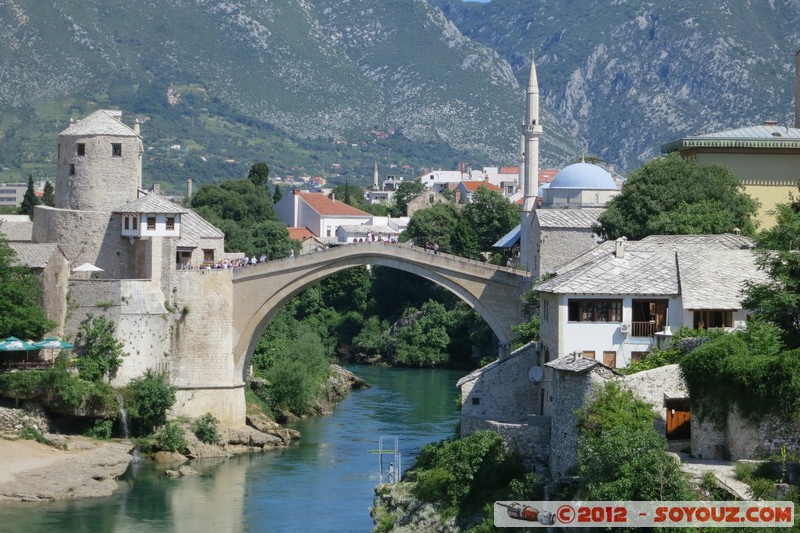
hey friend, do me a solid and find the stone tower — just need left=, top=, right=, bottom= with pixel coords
left=55, top=110, right=142, bottom=211
left=520, top=50, right=543, bottom=272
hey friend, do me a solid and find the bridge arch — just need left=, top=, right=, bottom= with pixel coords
left=231, top=244, right=529, bottom=380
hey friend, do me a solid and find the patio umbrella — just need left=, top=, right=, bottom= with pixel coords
left=0, top=337, right=37, bottom=351
left=33, top=337, right=75, bottom=350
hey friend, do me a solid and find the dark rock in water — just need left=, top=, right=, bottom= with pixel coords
left=246, top=413, right=301, bottom=444
left=153, top=451, right=188, bottom=464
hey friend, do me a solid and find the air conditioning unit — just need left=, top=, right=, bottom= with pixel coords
left=620, top=324, right=631, bottom=334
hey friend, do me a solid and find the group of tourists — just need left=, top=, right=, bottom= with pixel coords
left=204, top=254, right=270, bottom=270
left=355, top=231, right=398, bottom=244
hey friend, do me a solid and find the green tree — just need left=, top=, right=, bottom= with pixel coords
left=577, top=382, right=692, bottom=500
left=595, top=153, right=759, bottom=240
left=42, top=181, right=55, bottom=207
left=461, top=186, right=520, bottom=251
left=332, top=182, right=367, bottom=210
left=74, top=314, right=128, bottom=382
left=18, top=175, right=39, bottom=219
left=742, top=186, right=800, bottom=347
left=273, top=184, right=283, bottom=204
left=402, top=203, right=461, bottom=253
left=126, top=370, right=176, bottom=435
left=247, top=162, right=270, bottom=187
left=389, top=181, right=425, bottom=216
left=0, top=235, right=55, bottom=339
left=387, top=300, right=456, bottom=366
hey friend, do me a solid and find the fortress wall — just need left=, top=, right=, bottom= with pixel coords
left=170, top=270, right=243, bottom=424
left=622, top=364, right=688, bottom=435
left=538, top=228, right=597, bottom=277
left=39, top=251, right=71, bottom=337
left=461, top=416, right=551, bottom=471
left=33, top=206, right=135, bottom=278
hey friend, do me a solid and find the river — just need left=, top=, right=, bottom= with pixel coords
left=0, top=365, right=464, bottom=532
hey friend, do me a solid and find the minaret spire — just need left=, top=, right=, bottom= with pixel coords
left=373, top=160, right=379, bottom=190
left=522, top=49, right=542, bottom=212
left=520, top=49, right=543, bottom=274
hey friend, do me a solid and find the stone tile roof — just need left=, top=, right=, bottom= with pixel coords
left=8, top=243, right=60, bottom=268
left=546, top=355, right=607, bottom=373
left=113, top=193, right=188, bottom=215
left=686, top=125, right=800, bottom=141
left=0, top=220, right=33, bottom=242
left=535, top=208, right=604, bottom=228
left=678, top=249, right=768, bottom=309
left=297, top=192, right=370, bottom=217
left=535, top=234, right=764, bottom=310
left=59, top=110, right=138, bottom=137
left=177, top=209, right=224, bottom=248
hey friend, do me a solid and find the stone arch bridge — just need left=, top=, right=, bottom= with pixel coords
left=230, top=243, right=530, bottom=379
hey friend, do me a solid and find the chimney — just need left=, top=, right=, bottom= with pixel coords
left=153, top=183, right=160, bottom=195
left=615, top=237, right=627, bottom=258
left=764, top=120, right=779, bottom=126
left=330, top=192, right=336, bottom=202
left=796, top=50, right=800, bottom=128
left=186, top=178, right=192, bottom=198
left=134, top=118, right=141, bottom=135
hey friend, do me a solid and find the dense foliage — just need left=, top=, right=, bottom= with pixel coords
left=154, top=421, right=188, bottom=453
left=409, top=431, right=524, bottom=520
left=401, top=186, right=518, bottom=260
left=74, top=314, right=128, bottom=382
left=595, top=153, right=759, bottom=240
left=576, top=382, right=692, bottom=500
left=0, top=234, right=55, bottom=339
left=680, top=321, right=800, bottom=426
left=742, top=186, right=800, bottom=348
left=0, top=354, right=117, bottom=413
left=19, top=175, right=39, bottom=219
left=125, top=370, right=176, bottom=435
left=190, top=169, right=296, bottom=258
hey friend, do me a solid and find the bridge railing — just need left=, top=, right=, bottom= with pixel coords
left=231, top=241, right=529, bottom=278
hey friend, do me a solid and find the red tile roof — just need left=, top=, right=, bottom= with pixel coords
left=460, top=181, right=502, bottom=192
left=539, top=169, right=558, bottom=183
left=288, top=227, right=316, bottom=241
left=295, top=191, right=370, bottom=216
left=500, top=166, right=520, bottom=174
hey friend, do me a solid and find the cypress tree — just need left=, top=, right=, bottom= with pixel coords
left=19, top=175, right=40, bottom=219
left=42, top=180, right=55, bottom=207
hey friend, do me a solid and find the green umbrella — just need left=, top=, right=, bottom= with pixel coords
left=33, top=337, right=75, bottom=350
left=0, top=337, right=37, bottom=351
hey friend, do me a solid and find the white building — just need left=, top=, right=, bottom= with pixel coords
left=535, top=234, right=768, bottom=369
left=274, top=190, right=372, bottom=241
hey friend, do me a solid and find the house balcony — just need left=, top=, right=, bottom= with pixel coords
left=631, top=321, right=659, bottom=338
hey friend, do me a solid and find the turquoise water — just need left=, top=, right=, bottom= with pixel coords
left=0, top=365, right=463, bottom=532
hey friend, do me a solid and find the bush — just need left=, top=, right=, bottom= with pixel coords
left=192, top=413, right=221, bottom=444
left=749, top=478, right=776, bottom=500
left=126, top=370, right=176, bottom=435
left=734, top=462, right=756, bottom=483
left=18, top=426, right=45, bottom=443
left=86, top=419, right=114, bottom=440
left=154, top=421, right=188, bottom=453
left=74, top=314, right=128, bottom=382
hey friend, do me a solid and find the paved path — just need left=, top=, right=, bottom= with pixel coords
left=679, top=454, right=752, bottom=499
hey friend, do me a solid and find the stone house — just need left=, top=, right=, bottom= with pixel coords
left=405, top=190, right=450, bottom=217
left=534, top=234, right=767, bottom=369
left=454, top=181, right=503, bottom=204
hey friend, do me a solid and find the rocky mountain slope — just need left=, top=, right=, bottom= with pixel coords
left=1, top=0, right=798, bottom=187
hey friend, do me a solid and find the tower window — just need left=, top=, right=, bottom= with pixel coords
left=147, top=216, right=156, bottom=230
left=77, top=143, right=86, bottom=156
left=132, top=217, right=138, bottom=230
left=166, top=217, right=175, bottom=230
left=112, top=143, right=122, bottom=157
left=124, top=217, right=130, bottom=230
left=69, top=163, right=75, bottom=175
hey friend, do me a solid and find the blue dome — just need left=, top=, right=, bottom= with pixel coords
left=549, top=162, right=616, bottom=189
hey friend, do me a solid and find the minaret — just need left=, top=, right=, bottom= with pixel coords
left=520, top=50, right=543, bottom=273
left=373, top=160, right=379, bottom=190
left=522, top=49, right=542, bottom=211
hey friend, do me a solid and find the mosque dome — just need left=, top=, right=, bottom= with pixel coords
left=549, top=162, right=617, bottom=189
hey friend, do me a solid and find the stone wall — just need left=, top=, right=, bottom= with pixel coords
left=39, top=250, right=71, bottom=337
left=0, top=404, right=51, bottom=438
left=692, top=409, right=800, bottom=461
left=536, top=227, right=597, bottom=278
left=544, top=367, right=615, bottom=479
left=33, top=207, right=136, bottom=279
left=460, top=415, right=551, bottom=471
left=459, top=343, right=541, bottom=422
left=170, top=270, right=243, bottom=425
left=622, top=364, right=687, bottom=435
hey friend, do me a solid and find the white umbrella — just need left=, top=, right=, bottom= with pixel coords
left=72, top=263, right=104, bottom=272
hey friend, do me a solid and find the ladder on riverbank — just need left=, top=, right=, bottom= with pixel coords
left=370, top=435, right=401, bottom=484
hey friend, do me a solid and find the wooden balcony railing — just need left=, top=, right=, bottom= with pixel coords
left=631, top=321, right=659, bottom=338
